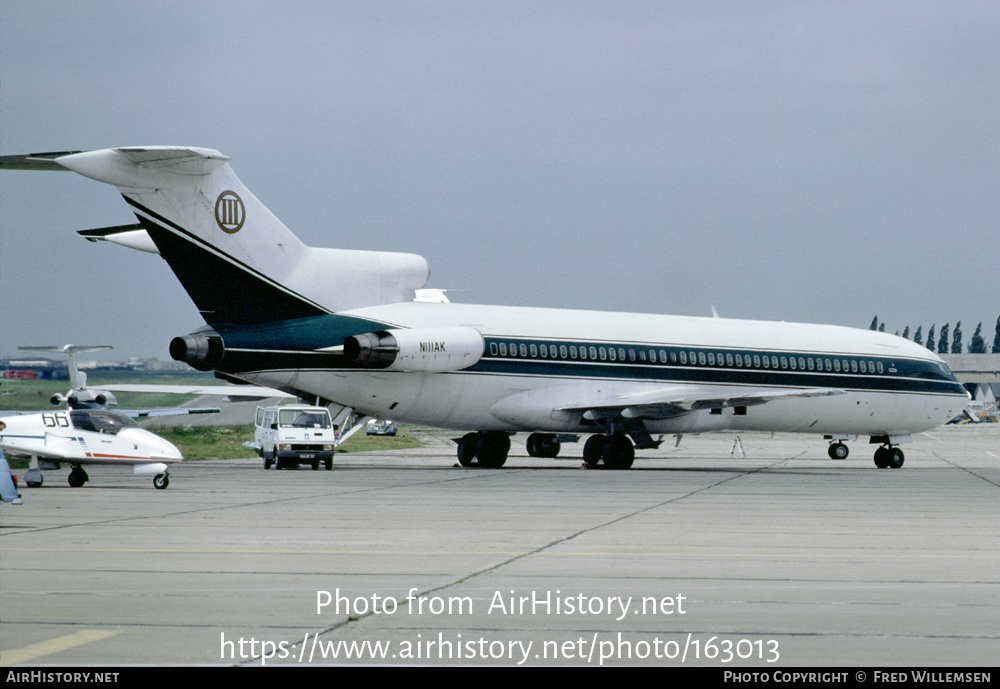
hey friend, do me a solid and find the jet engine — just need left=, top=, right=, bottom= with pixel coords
left=50, top=390, right=118, bottom=409
left=344, top=327, right=484, bottom=372
left=169, top=327, right=224, bottom=371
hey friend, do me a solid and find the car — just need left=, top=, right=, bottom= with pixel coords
left=366, top=419, right=397, bottom=436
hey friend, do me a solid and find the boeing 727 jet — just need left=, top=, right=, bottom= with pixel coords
left=1, top=147, right=970, bottom=469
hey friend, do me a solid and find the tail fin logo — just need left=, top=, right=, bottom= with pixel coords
left=214, top=191, right=245, bottom=234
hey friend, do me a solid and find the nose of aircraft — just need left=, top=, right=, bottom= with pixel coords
left=129, top=428, right=184, bottom=461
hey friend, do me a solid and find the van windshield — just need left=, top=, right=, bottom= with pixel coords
left=278, top=410, right=331, bottom=428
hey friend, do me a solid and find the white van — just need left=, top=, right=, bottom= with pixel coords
left=254, top=405, right=335, bottom=470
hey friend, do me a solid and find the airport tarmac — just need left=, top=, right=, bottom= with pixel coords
left=1, top=424, right=997, bottom=667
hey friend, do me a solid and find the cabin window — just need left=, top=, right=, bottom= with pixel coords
left=560, top=345, right=568, bottom=358
left=679, top=351, right=687, bottom=364
left=708, top=353, right=715, bottom=366
left=608, top=347, right=617, bottom=361
left=519, top=344, right=527, bottom=357
left=698, top=352, right=707, bottom=366
left=876, top=361, right=883, bottom=373
left=780, top=356, right=788, bottom=369
left=590, top=346, right=598, bottom=359
left=629, top=348, right=636, bottom=361
left=599, top=347, right=607, bottom=360
left=753, top=355, right=761, bottom=368
left=529, top=344, right=537, bottom=357
left=490, top=342, right=498, bottom=356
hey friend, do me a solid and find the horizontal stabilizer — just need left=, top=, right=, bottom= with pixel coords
left=79, top=224, right=159, bottom=254
left=0, top=151, right=82, bottom=171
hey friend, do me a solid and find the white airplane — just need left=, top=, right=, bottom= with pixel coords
left=1, top=147, right=970, bottom=470
left=0, top=343, right=296, bottom=489
left=18, top=343, right=297, bottom=410
left=0, top=409, right=181, bottom=489
left=16, top=344, right=227, bottom=415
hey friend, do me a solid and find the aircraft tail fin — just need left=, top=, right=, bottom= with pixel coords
left=18, top=147, right=429, bottom=325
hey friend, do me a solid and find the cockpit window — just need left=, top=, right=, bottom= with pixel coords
left=69, top=410, right=138, bottom=435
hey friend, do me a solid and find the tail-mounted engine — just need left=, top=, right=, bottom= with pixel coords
left=344, top=327, right=484, bottom=372
left=169, top=327, right=224, bottom=371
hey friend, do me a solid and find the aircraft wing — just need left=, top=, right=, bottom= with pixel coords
left=491, top=381, right=845, bottom=428
left=0, top=436, right=73, bottom=462
left=559, top=385, right=846, bottom=420
left=118, top=407, right=221, bottom=419
left=101, top=384, right=295, bottom=400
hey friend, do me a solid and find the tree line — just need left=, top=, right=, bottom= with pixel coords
left=869, top=314, right=1000, bottom=354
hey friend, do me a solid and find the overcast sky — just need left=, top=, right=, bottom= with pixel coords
left=1, top=1, right=997, bottom=361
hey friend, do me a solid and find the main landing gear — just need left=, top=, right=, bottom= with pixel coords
left=456, top=431, right=511, bottom=468
left=582, top=434, right=635, bottom=470
left=826, top=437, right=905, bottom=469
left=873, top=445, right=904, bottom=469
left=526, top=433, right=561, bottom=458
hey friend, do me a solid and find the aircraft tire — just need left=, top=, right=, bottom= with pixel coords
left=27, top=479, right=42, bottom=488
left=325, top=459, right=333, bottom=470
left=583, top=435, right=607, bottom=468
left=603, top=435, right=635, bottom=470
left=887, top=448, right=904, bottom=469
left=873, top=447, right=889, bottom=469
left=457, top=433, right=478, bottom=467
left=68, top=469, right=86, bottom=488
left=264, top=457, right=274, bottom=470
left=154, top=474, right=169, bottom=490
left=527, top=433, right=561, bottom=458
left=477, top=432, right=510, bottom=468
left=828, top=443, right=849, bottom=460
left=537, top=435, right=561, bottom=458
